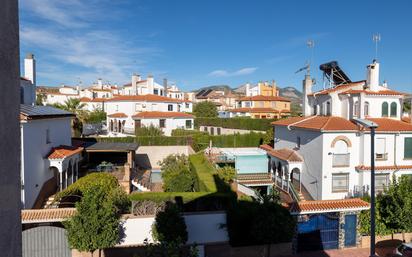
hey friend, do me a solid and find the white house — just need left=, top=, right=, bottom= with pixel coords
left=79, top=97, right=106, bottom=111
left=105, top=94, right=193, bottom=135
left=133, top=111, right=194, bottom=136
left=121, top=74, right=166, bottom=96
left=262, top=60, right=412, bottom=201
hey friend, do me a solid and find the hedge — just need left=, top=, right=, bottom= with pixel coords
left=189, top=153, right=217, bottom=192
left=195, top=117, right=277, bottom=131
left=128, top=192, right=211, bottom=203
left=92, top=132, right=265, bottom=151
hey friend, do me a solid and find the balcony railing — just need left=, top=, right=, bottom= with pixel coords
left=332, top=153, right=350, bottom=167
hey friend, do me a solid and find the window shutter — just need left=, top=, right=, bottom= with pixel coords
left=376, top=138, right=386, bottom=154
left=405, top=138, right=412, bottom=159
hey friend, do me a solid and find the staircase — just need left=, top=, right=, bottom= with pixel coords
left=43, top=194, right=58, bottom=209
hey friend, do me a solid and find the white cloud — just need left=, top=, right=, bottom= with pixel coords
left=208, top=67, right=258, bottom=77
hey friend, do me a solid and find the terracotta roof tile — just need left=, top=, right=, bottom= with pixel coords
left=308, top=81, right=365, bottom=96
left=230, top=107, right=289, bottom=113
left=356, top=165, right=412, bottom=171
left=108, top=112, right=128, bottom=118
left=237, top=173, right=273, bottom=185
left=107, top=94, right=183, bottom=103
left=260, top=144, right=303, bottom=162
left=239, top=95, right=290, bottom=102
left=132, top=111, right=193, bottom=119
left=47, top=145, right=83, bottom=160
left=80, top=97, right=107, bottom=103
left=22, top=208, right=76, bottom=223
left=290, top=198, right=369, bottom=214
left=339, top=89, right=406, bottom=96
left=367, top=118, right=412, bottom=132
left=272, top=116, right=359, bottom=132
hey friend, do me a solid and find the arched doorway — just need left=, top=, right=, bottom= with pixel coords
left=49, top=166, right=60, bottom=189
left=110, top=119, right=113, bottom=132
left=291, top=168, right=301, bottom=192
left=118, top=120, right=122, bottom=133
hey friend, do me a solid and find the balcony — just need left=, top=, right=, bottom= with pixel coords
left=332, top=153, right=350, bottom=167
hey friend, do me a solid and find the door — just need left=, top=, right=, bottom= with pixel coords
left=344, top=214, right=357, bottom=247
left=297, top=213, right=339, bottom=252
left=22, top=226, right=71, bottom=257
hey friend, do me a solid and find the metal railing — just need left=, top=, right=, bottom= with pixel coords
left=288, top=180, right=301, bottom=202
left=332, top=153, right=350, bottom=167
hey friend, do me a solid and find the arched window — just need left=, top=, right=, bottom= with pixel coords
left=382, top=102, right=389, bottom=117
left=390, top=102, right=397, bottom=117
left=353, top=101, right=359, bottom=117
left=334, top=140, right=349, bottom=154
left=326, top=102, right=331, bottom=116
left=364, top=102, right=370, bottom=116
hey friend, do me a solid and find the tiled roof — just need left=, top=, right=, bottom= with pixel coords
left=260, top=144, right=303, bottom=162
left=289, top=198, right=369, bottom=214
left=22, top=208, right=76, bottom=223
left=339, top=89, right=406, bottom=96
left=80, top=97, right=106, bottom=102
left=47, top=145, right=83, bottom=160
left=272, top=116, right=359, bottom=132
left=108, top=112, right=128, bottom=118
left=356, top=165, right=412, bottom=171
left=230, top=107, right=290, bottom=113
left=47, top=92, right=79, bottom=96
left=308, top=81, right=365, bottom=96
left=132, top=111, right=193, bottom=119
left=107, top=94, right=183, bottom=103
left=91, top=88, right=111, bottom=92
left=239, top=95, right=290, bottom=102
left=367, top=118, right=412, bottom=132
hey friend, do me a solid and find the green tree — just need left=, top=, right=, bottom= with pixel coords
left=160, top=154, right=194, bottom=192
left=36, top=93, right=46, bottom=106
left=136, top=124, right=164, bottom=137
left=51, top=98, right=87, bottom=136
left=85, top=109, right=107, bottom=124
left=263, top=128, right=274, bottom=145
left=64, top=184, right=122, bottom=257
left=217, top=165, right=236, bottom=184
left=193, top=101, right=218, bottom=118
left=152, top=203, right=188, bottom=244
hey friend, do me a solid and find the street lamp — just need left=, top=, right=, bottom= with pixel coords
left=353, top=118, right=379, bottom=257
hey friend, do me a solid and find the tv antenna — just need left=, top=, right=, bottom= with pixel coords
left=373, top=33, right=381, bottom=60
left=295, top=39, right=315, bottom=76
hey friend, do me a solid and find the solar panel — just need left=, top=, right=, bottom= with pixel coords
left=319, top=61, right=352, bottom=85
left=20, top=104, right=73, bottom=117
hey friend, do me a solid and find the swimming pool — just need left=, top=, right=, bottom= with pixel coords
left=219, top=148, right=268, bottom=174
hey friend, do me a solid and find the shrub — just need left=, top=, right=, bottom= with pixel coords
left=193, top=101, right=218, bottom=118
left=152, top=203, right=188, bottom=244
left=160, top=154, right=195, bottom=192
left=216, top=166, right=236, bottom=184
left=194, top=117, right=277, bottom=131
left=84, top=109, right=106, bottom=124
left=136, top=124, right=164, bottom=137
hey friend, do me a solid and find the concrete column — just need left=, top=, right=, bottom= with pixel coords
left=59, top=172, right=63, bottom=191
left=71, top=162, right=75, bottom=185
left=0, top=0, right=22, bottom=255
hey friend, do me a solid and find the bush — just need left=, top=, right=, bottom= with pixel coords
left=152, top=203, right=188, bottom=244
left=193, top=101, right=218, bottom=118
left=160, top=154, right=195, bottom=192
left=195, top=117, right=277, bottom=131
left=216, top=166, right=236, bottom=184
left=129, top=192, right=211, bottom=203
left=171, top=129, right=207, bottom=137
left=189, top=153, right=217, bottom=192
left=227, top=200, right=296, bottom=246
left=84, top=109, right=106, bottom=124
left=136, top=124, right=164, bottom=137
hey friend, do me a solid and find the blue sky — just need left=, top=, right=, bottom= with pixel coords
left=20, top=0, right=412, bottom=93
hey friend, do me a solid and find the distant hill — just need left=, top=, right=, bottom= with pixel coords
left=279, top=87, right=302, bottom=104
left=192, top=85, right=232, bottom=93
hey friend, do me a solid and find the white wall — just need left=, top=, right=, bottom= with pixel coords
left=140, top=118, right=194, bottom=136
left=20, top=117, right=72, bottom=208
left=118, top=212, right=228, bottom=247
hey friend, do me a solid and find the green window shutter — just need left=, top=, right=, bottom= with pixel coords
left=405, top=138, right=412, bottom=159
left=382, top=102, right=388, bottom=117
left=390, top=102, right=397, bottom=117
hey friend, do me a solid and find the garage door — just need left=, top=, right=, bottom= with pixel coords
left=22, top=226, right=71, bottom=257
left=297, top=213, right=339, bottom=252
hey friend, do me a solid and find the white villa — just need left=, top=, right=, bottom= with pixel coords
left=105, top=94, right=193, bottom=136
left=20, top=53, right=82, bottom=209
left=262, top=60, right=412, bottom=201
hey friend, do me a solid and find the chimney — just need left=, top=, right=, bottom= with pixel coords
left=97, top=78, right=103, bottom=89
left=245, top=82, right=251, bottom=96
left=132, top=73, right=139, bottom=95
left=24, top=53, right=36, bottom=85
left=147, top=74, right=154, bottom=94
left=303, top=74, right=313, bottom=117
left=163, top=78, right=168, bottom=96
left=272, top=80, right=277, bottom=96
left=366, top=60, right=380, bottom=91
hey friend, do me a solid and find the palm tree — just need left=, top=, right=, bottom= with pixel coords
left=51, top=98, right=87, bottom=137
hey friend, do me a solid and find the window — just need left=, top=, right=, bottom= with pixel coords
left=115, top=105, right=119, bottom=112
left=376, top=138, right=387, bottom=160
left=405, top=138, right=412, bottom=159
left=375, top=174, right=389, bottom=192
left=185, top=103, right=189, bottom=108
left=159, top=119, right=166, bottom=128
left=353, top=101, right=359, bottom=117
left=320, top=104, right=324, bottom=116
left=185, top=120, right=192, bottom=129
left=390, top=102, right=397, bottom=117
left=382, top=102, right=388, bottom=117
left=46, top=129, right=51, bottom=144
left=168, top=104, right=173, bottom=111
left=332, top=140, right=350, bottom=167
left=217, top=127, right=221, bottom=135
left=332, top=173, right=349, bottom=192
left=259, top=101, right=264, bottom=108
left=245, top=101, right=251, bottom=107
left=154, top=89, right=159, bottom=95
left=364, top=102, right=370, bottom=116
